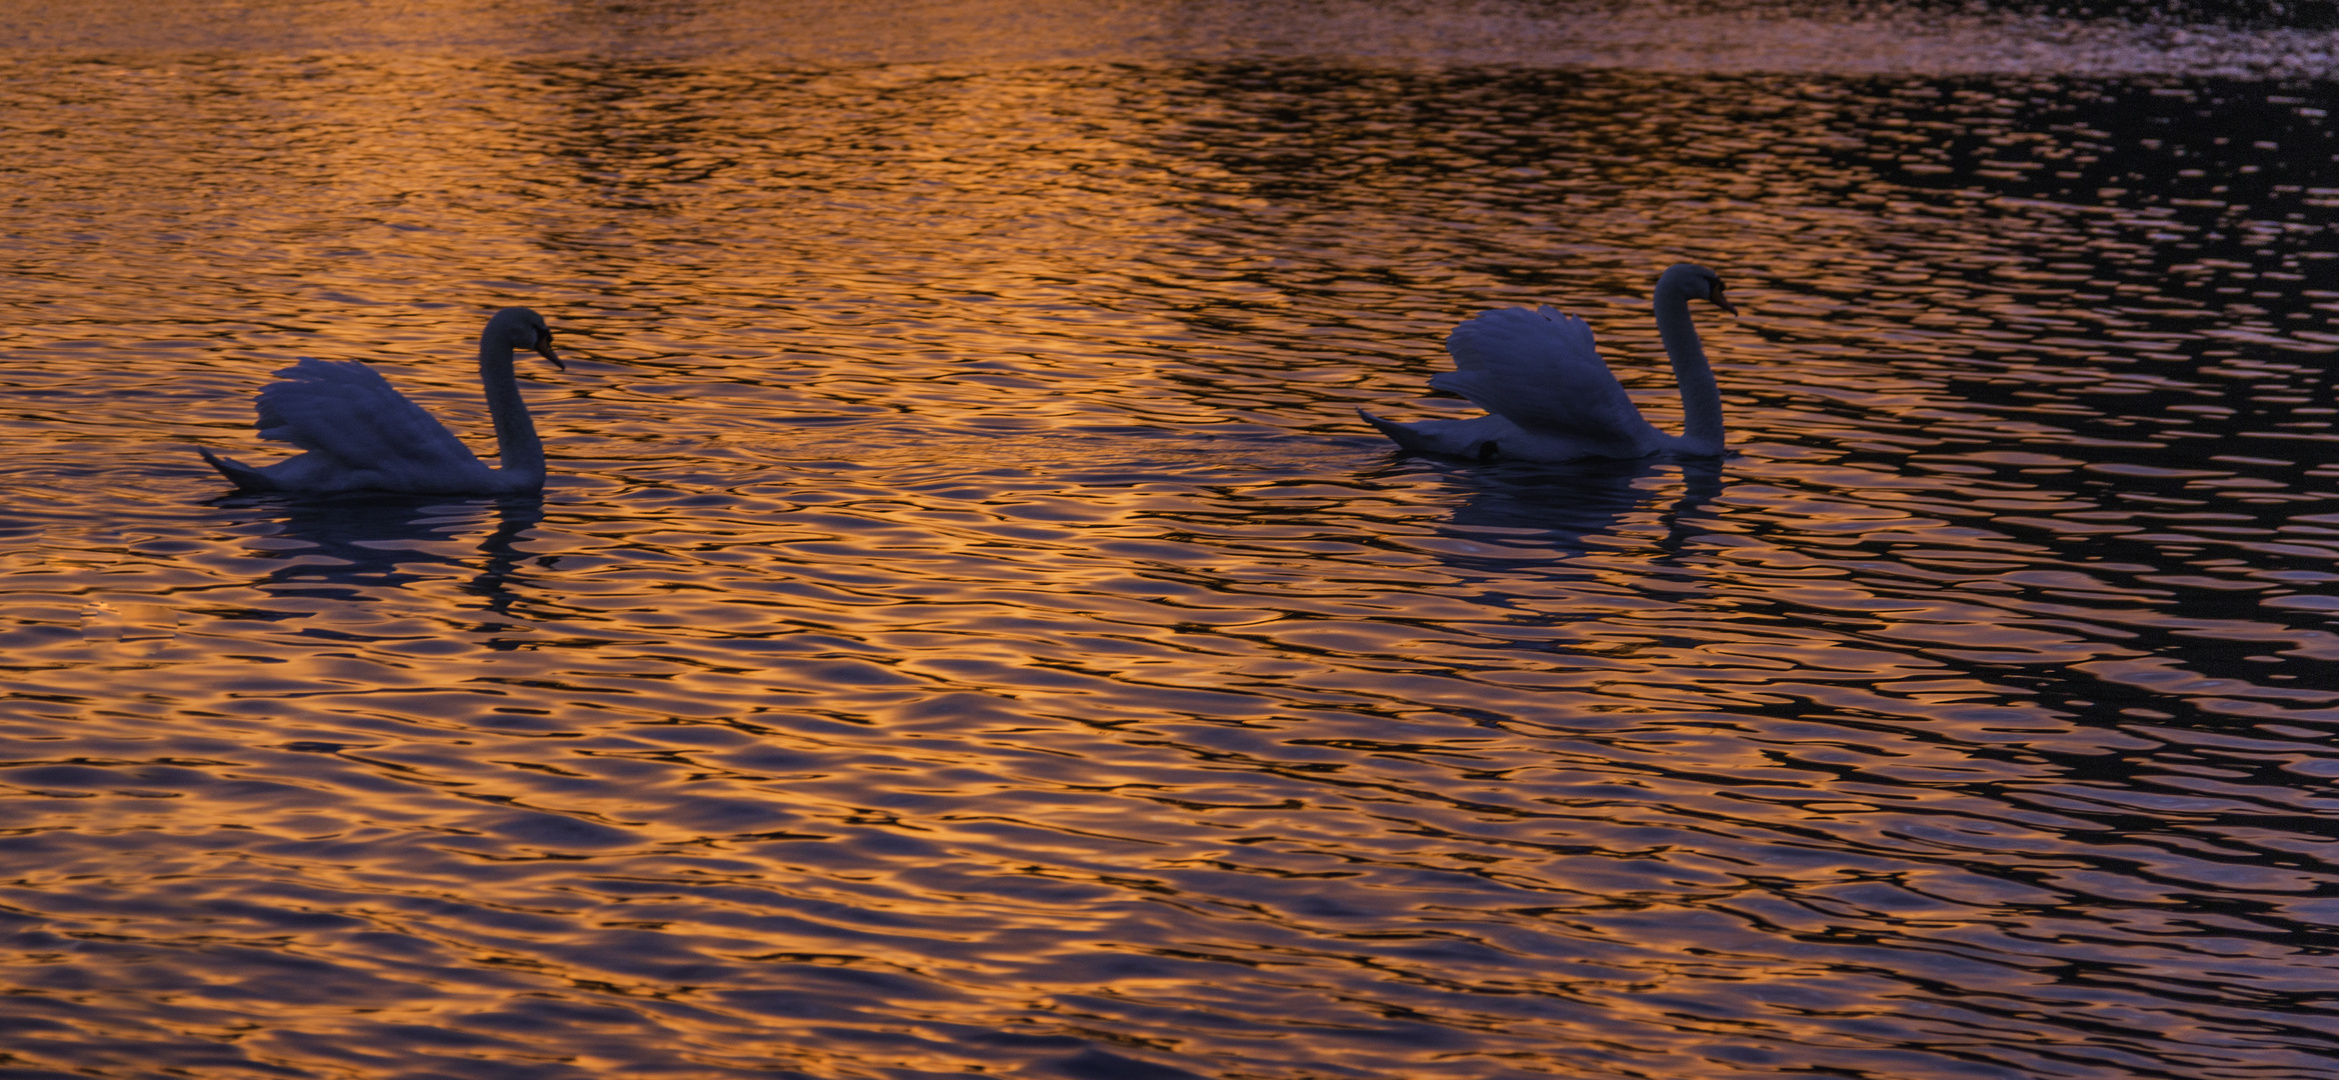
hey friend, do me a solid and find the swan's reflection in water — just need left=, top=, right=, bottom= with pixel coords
left=1423, top=456, right=1725, bottom=565
left=220, top=493, right=546, bottom=619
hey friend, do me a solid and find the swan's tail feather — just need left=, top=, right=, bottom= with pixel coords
left=1359, top=408, right=1436, bottom=456
left=197, top=447, right=278, bottom=491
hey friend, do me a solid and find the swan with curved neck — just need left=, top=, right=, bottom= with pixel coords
left=197, top=307, right=564, bottom=494
left=1361, top=264, right=1735, bottom=462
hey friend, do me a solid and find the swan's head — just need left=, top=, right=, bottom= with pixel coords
left=484, top=306, right=565, bottom=370
left=1658, top=263, right=1737, bottom=316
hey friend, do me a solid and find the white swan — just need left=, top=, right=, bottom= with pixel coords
left=198, top=307, right=563, bottom=494
left=1361, top=263, right=1736, bottom=462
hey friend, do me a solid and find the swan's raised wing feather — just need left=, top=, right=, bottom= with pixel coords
left=1435, top=306, right=1645, bottom=441
left=254, top=359, right=490, bottom=485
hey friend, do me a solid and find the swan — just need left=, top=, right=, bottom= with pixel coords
left=197, top=307, right=564, bottom=495
left=1360, top=263, right=1737, bottom=462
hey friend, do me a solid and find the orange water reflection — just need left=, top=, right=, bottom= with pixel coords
left=3, top=8, right=2338, bottom=1079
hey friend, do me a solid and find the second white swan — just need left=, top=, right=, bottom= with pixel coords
left=198, top=307, right=564, bottom=495
left=1361, top=263, right=1736, bottom=463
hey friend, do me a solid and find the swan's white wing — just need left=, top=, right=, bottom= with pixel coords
left=1434, top=306, right=1646, bottom=442
left=253, top=359, right=491, bottom=487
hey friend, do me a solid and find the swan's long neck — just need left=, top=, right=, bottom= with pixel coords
left=478, top=334, right=543, bottom=480
left=1653, top=277, right=1724, bottom=454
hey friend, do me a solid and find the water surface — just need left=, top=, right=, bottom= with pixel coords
left=3, top=3, right=2338, bottom=1078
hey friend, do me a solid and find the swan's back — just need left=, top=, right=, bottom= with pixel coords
left=254, top=359, right=496, bottom=492
left=1432, top=306, right=1653, bottom=445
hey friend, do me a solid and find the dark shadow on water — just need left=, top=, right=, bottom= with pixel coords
left=208, top=492, right=547, bottom=617
left=1406, top=455, right=1726, bottom=567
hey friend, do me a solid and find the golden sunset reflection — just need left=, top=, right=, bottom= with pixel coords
left=3, top=1, right=2338, bottom=1077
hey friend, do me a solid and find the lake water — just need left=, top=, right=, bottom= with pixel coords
left=3, top=2, right=2337, bottom=1077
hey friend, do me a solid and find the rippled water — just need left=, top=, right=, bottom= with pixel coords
left=4, top=3, right=2338, bottom=1078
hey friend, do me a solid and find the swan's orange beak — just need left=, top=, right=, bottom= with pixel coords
left=535, top=337, right=566, bottom=371
left=1709, top=290, right=1739, bottom=316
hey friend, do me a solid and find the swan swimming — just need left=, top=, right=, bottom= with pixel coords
left=1361, top=263, right=1736, bottom=463
left=197, top=307, right=564, bottom=495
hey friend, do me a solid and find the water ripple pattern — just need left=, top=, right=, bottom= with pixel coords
left=1, top=5, right=2336, bottom=1079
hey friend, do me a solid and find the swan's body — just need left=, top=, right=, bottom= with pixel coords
left=198, top=307, right=563, bottom=495
left=1361, top=263, right=1735, bottom=463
